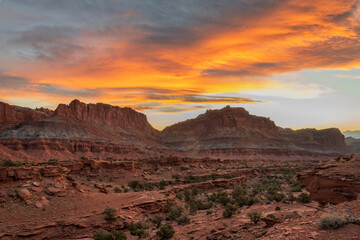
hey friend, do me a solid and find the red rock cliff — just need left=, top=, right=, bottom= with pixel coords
left=0, top=102, right=52, bottom=125
left=53, top=99, right=158, bottom=136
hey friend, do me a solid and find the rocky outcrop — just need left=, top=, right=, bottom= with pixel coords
left=0, top=101, right=52, bottom=126
left=298, top=155, right=360, bottom=205
left=161, top=106, right=346, bottom=154
left=53, top=99, right=159, bottom=136
left=0, top=101, right=348, bottom=160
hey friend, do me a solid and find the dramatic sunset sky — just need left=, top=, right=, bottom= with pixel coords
left=0, top=0, right=359, bottom=130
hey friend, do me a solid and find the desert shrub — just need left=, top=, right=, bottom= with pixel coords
left=275, top=206, right=280, bottom=211
left=168, top=206, right=183, bottom=220
left=248, top=210, right=262, bottom=224
left=180, top=166, right=187, bottom=171
left=297, top=193, right=311, bottom=203
left=191, top=187, right=199, bottom=196
left=223, top=203, right=238, bottom=218
left=172, top=174, right=180, bottom=180
left=129, top=221, right=149, bottom=238
left=290, top=184, right=302, bottom=192
left=128, top=180, right=144, bottom=191
left=287, top=192, right=296, bottom=203
left=189, top=199, right=213, bottom=214
left=103, top=207, right=117, bottom=222
left=232, top=186, right=247, bottom=199
left=176, top=215, right=190, bottom=225
left=111, top=230, right=127, bottom=240
left=156, top=224, right=175, bottom=240
left=0, top=159, right=23, bottom=167
left=114, top=186, right=122, bottom=193
left=184, top=190, right=192, bottom=202
left=267, top=214, right=275, bottom=219
left=317, top=214, right=347, bottom=230
left=217, top=194, right=231, bottom=206
left=150, top=215, right=163, bottom=228
left=93, top=229, right=113, bottom=240
left=266, top=190, right=285, bottom=202
left=176, top=193, right=183, bottom=200
left=206, top=210, right=213, bottom=215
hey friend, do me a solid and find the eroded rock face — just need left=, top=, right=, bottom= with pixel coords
left=0, top=102, right=52, bottom=126
left=161, top=106, right=347, bottom=154
left=298, top=155, right=360, bottom=205
left=53, top=99, right=159, bottom=136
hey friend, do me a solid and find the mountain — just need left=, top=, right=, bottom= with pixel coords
left=343, top=130, right=360, bottom=139
left=345, top=137, right=360, bottom=154
left=161, top=106, right=346, bottom=156
left=0, top=100, right=348, bottom=161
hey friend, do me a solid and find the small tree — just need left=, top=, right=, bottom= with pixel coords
left=93, top=229, right=113, bottom=240
left=223, top=203, right=238, bottom=218
left=103, top=207, right=117, bottom=222
left=168, top=206, right=183, bottom=220
left=176, top=215, right=190, bottom=225
left=129, top=221, right=149, bottom=238
left=297, top=193, right=311, bottom=203
left=156, top=224, right=175, bottom=240
left=248, top=210, right=262, bottom=224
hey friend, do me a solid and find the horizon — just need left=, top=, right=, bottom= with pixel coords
left=0, top=1, right=359, bottom=131
left=2, top=98, right=358, bottom=133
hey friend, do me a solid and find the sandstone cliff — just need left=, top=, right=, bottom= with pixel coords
left=161, top=106, right=346, bottom=154
left=0, top=102, right=52, bottom=127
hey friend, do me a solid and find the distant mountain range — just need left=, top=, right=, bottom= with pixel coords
left=0, top=99, right=351, bottom=161
left=343, top=130, right=360, bottom=139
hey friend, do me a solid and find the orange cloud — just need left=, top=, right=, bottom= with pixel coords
left=1, top=0, right=359, bottom=112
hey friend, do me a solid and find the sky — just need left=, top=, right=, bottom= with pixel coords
left=0, top=0, right=359, bottom=131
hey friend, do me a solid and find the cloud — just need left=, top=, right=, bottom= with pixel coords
left=0, top=72, right=31, bottom=89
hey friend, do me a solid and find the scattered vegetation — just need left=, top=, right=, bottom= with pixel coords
left=149, top=215, right=163, bottom=228
left=0, top=159, right=24, bottom=167
left=103, top=207, right=117, bottom=222
left=317, top=214, right=347, bottom=230
left=297, top=193, right=312, bottom=203
left=248, top=210, right=262, bottom=224
left=93, top=229, right=127, bottom=240
left=156, top=224, right=175, bottom=240
left=176, top=214, right=190, bottom=225
left=223, top=203, right=238, bottom=218
left=129, top=221, right=149, bottom=238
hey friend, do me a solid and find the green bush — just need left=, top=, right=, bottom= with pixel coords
left=176, top=193, right=183, bottom=200
left=150, top=215, right=163, bottom=228
left=94, top=229, right=113, bottom=240
left=0, top=159, right=23, bottom=167
left=176, top=215, right=190, bottom=225
left=248, top=210, right=262, bottom=224
left=156, top=224, right=175, bottom=240
left=267, top=214, right=275, bottom=219
left=114, top=186, right=122, bottom=193
left=111, top=230, right=127, bottom=240
left=297, top=193, right=311, bottom=203
left=223, top=203, right=238, bottom=218
left=129, top=221, right=149, bottom=238
left=168, top=206, right=183, bottom=220
left=103, top=207, right=117, bottom=222
left=317, top=214, right=347, bottom=230
left=275, top=206, right=280, bottom=211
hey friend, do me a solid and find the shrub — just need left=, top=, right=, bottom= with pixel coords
left=297, top=193, right=311, bottom=203
left=191, top=187, right=199, bottom=196
left=93, top=229, right=113, bottom=240
left=184, top=190, right=192, bottom=202
left=150, top=215, right=163, bottom=228
left=114, top=186, right=122, bottom=193
left=176, top=215, right=190, bottom=225
left=172, top=174, right=180, bottom=180
left=0, top=159, right=23, bottom=167
left=168, top=206, right=183, bottom=220
left=103, top=207, right=117, bottom=222
left=156, top=224, right=175, bottom=240
left=275, top=206, right=280, bottom=211
left=129, top=221, right=149, bottom=238
left=287, top=192, right=296, bottom=203
left=248, top=210, right=262, bottom=224
left=290, top=185, right=302, bottom=192
left=223, top=203, right=238, bottom=218
left=317, top=214, right=347, bottom=230
left=267, top=214, right=275, bottom=219
left=206, top=210, right=213, bottom=215
left=111, top=230, right=127, bottom=240
left=176, top=193, right=183, bottom=200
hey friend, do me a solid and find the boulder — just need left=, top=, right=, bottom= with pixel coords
left=17, top=188, right=32, bottom=200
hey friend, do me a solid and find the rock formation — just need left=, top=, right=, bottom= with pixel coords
left=0, top=100, right=349, bottom=161
left=346, top=137, right=360, bottom=154
left=298, top=154, right=360, bottom=205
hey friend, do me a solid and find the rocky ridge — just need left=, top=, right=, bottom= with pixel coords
left=0, top=100, right=349, bottom=161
